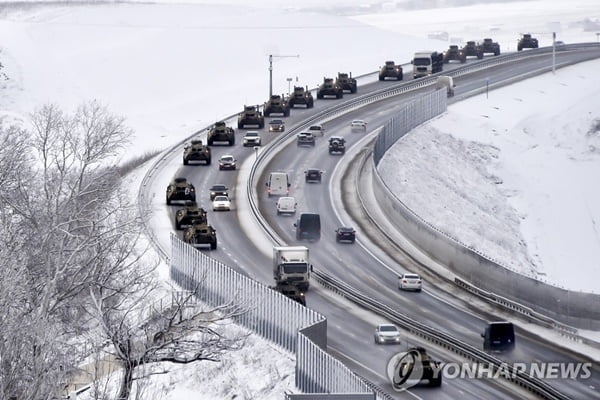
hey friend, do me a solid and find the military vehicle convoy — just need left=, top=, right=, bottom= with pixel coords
left=379, top=61, right=403, bottom=81
left=317, top=77, right=343, bottom=99
left=166, top=177, right=196, bottom=205
left=462, top=41, right=483, bottom=59
left=183, top=139, right=211, bottom=165
left=263, top=94, right=291, bottom=117
left=183, top=220, right=217, bottom=250
left=336, top=72, right=357, bottom=93
left=518, top=33, right=539, bottom=51
left=479, top=38, right=501, bottom=56
left=288, top=86, right=314, bottom=108
left=237, top=105, right=264, bottom=129
left=207, top=121, right=235, bottom=146
left=328, top=136, right=346, bottom=155
left=175, top=200, right=208, bottom=230
left=443, top=45, right=466, bottom=63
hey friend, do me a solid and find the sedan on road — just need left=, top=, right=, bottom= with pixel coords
left=398, top=273, right=423, bottom=292
left=351, top=119, right=367, bottom=131
left=209, top=184, right=229, bottom=201
left=212, top=195, right=231, bottom=211
left=374, top=324, right=401, bottom=344
left=218, top=154, right=237, bottom=170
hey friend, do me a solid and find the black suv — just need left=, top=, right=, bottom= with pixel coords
left=304, top=168, right=323, bottom=183
left=328, top=136, right=346, bottom=154
left=208, top=184, right=229, bottom=201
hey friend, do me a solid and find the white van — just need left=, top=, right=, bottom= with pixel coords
left=276, top=196, right=297, bottom=215
left=266, top=172, right=290, bottom=197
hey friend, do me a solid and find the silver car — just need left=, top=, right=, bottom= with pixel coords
left=374, top=324, right=401, bottom=344
left=398, top=273, right=423, bottom=292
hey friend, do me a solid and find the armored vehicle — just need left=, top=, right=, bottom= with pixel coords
left=328, top=136, right=346, bottom=155
left=517, top=34, right=539, bottom=51
left=270, top=283, right=306, bottom=306
left=336, top=72, right=357, bottom=93
left=183, top=139, right=211, bottom=165
left=237, top=105, right=264, bottom=129
left=443, top=45, right=466, bottom=63
left=207, top=121, right=235, bottom=146
left=183, top=220, right=217, bottom=250
left=263, top=94, right=290, bottom=117
left=175, top=200, right=207, bottom=230
left=479, top=38, right=501, bottom=56
left=288, top=86, right=314, bottom=108
left=390, top=347, right=442, bottom=389
left=317, top=77, right=343, bottom=99
left=166, top=177, right=196, bottom=205
left=462, top=41, right=483, bottom=59
left=379, top=61, right=403, bottom=81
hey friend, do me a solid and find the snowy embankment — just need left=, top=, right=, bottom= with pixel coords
left=379, top=58, right=600, bottom=292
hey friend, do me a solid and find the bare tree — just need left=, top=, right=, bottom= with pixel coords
left=86, top=284, right=248, bottom=400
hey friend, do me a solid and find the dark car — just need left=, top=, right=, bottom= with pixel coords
left=304, top=168, right=323, bottom=183
left=268, top=119, right=285, bottom=132
left=482, top=321, right=515, bottom=353
left=218, top=154, right=237, bottom=170
left=209, top=184, right=229, bottom=201
left=335, top=226, right=356, bottom=243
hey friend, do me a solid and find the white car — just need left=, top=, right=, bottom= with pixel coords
left=243, top=131, right=262, bottom=147
left=374, top=324, right=401, bottom=344
left=351, top=119, right=367, bottom=131
left=276, top=196, right=297, bottom=215
left=212, top=195, right=231, bottom=211
left=307, top=124, right=324, bottom=137
left=398, top=273, right=422, bottom=291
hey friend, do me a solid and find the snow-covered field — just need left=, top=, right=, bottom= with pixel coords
left=378, top=59, right=600, bottom=291
left=2, top=0, right=600, bottom=397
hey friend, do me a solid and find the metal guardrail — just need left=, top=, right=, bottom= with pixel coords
left=311, top=268, right=571, bottom=400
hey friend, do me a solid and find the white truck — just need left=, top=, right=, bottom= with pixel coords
left=412, top=50, right=444, bottom=79
left=273, top=246, right=310, bottom=291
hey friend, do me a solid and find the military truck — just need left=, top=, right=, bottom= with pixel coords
left=317, top=77, right=343, bottom=99
left=379, top=61, right=403, bottom=81
left=166, top=177, right=196, bottom=205
left=390, top=347, right=442, bottom=389
left=443, top=45, right=466, bottom=63
left=183, top=139, right=211, bottom=165
left=270, top=283, right=306, bottom=306
left=518, top=33, right=539, bottom=51
left=183, top=220, right=217, bottom=250
left=462, top=41, right=483, bottom=59
left=237, top=105, right=264, bottom=129
left=479, top=38, right=501, bottom=56
left=207, top=121, right=235, bottom=146
left=175, top=200, right=207, bottom=230
left=273, top=246, right=310, bottom=291
left=336, top=72, right=357, bottom=93
left=263, top=94, right=290, bottom=117
left=328, top=136, right=346, bottom=155
left=288, top=86, right=314, bottom=108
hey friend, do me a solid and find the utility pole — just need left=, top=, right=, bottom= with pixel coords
left=552, top=31, right=556, bottom=74
left=269, top=54, right=299, bottom=98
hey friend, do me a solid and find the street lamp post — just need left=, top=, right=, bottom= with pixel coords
left=268, top=54, right=299, bottom=98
